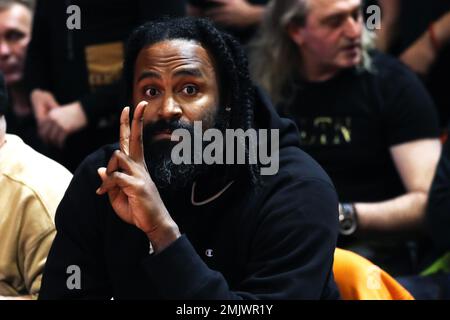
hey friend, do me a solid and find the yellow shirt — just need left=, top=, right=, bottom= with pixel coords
left=0, top=134, right=72, bottom=297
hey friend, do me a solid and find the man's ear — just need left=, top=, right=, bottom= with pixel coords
left=287, top=22, right=306, bottom=47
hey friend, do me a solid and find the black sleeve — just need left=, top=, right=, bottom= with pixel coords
left=427, top=135, right=450, bottom=250
left=141, top=179, right=339, bottom=299
left=23, top=0, right=52, bottom=93
left=79, top=82, right=123, bottom=125
left=39, top=154, right=112, bottom=299
left=380, top=59, right=440, bottom=146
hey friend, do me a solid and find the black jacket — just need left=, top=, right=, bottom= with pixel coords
left=39, top=89, right=340, bottom=299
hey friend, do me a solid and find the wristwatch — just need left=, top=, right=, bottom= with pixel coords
left=339, top=203, right=358, bottom=236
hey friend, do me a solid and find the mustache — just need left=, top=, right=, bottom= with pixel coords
left=143, top=119, right=194, bottom=141
left=341, top=41, right=361, bottom=49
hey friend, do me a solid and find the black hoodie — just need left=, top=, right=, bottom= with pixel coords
left=39, top=89, right=340, bottom=300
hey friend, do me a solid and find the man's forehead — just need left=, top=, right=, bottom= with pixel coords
left=0, top=4, right=32, bottom=26
left=310, top=0, right=361, bottom=18
left=135, top=39, right=215, bottom=71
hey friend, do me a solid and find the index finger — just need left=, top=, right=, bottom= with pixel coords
left=129, top=101, right=148, bottom=163
left=119, top=107, right=131, bottom=155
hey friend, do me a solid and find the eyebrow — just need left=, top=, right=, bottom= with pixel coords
left=173, top=68, right=203, bottom=78
left=137, top=71, right=162, bottom=82
left=137, top=68, right=204, bottom=82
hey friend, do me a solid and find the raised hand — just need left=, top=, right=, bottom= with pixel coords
left=96, top=101, right=180, bottom=252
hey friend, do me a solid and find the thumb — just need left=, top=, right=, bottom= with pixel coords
left=46, top=94, right=60, bottom=110
left=97, top=167, right=108, bottom=183
left=96, top=167, right=109, bottom=195
left=33, top=102, right=50, bottom=123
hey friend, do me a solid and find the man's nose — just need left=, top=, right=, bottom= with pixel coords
left=0, top=41, right=11, bottom=58
left=344, top=16, right=362, bottom=40
left=157, top=95, right=182, bottom=121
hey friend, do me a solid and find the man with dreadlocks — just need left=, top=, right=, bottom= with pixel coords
left=38, top=17, right=339, bottom=300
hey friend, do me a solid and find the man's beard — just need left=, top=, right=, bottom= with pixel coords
left=142, top=112, right=226, bottom=190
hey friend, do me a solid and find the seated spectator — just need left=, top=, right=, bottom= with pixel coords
left=250, top=0, right=442, bottom=276
left=0, top=72, right=72, bottom=299
left=187, top=0, right=268, bottom=44
left=25, top=0, right=185, bottom=172
left=0, top=0, right=45, bottom=152
left=38, top=17, right=340, bottom=300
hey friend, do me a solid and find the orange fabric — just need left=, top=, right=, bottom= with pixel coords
left=333, top=248, right=414, bottom=300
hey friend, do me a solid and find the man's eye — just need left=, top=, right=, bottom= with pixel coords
left=328, top=17, right=343, bottom=27
left=353, top=11, right=362, bottom=22
left=182, top=85, right=198, bottom=96
left=145, top=88, right=159, bottom=97
left=6, top=30, right=25, bottom=42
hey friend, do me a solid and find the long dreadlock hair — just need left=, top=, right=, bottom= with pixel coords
left=122, top=17, right=261, bottom=185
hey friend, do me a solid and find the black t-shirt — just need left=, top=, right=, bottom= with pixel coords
left=3, top=93, right=48, bottom=155
left=4, top=110, right=46, bottom=154
left=280, top=52, right=440, bottom=204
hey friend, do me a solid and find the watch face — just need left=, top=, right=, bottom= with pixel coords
left=340, top=218, right=356, bottom=236
left=339, top=212, right=357, bottom=236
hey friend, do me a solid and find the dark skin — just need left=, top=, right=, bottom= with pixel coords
left=96, top=39, right=220, bottom=253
